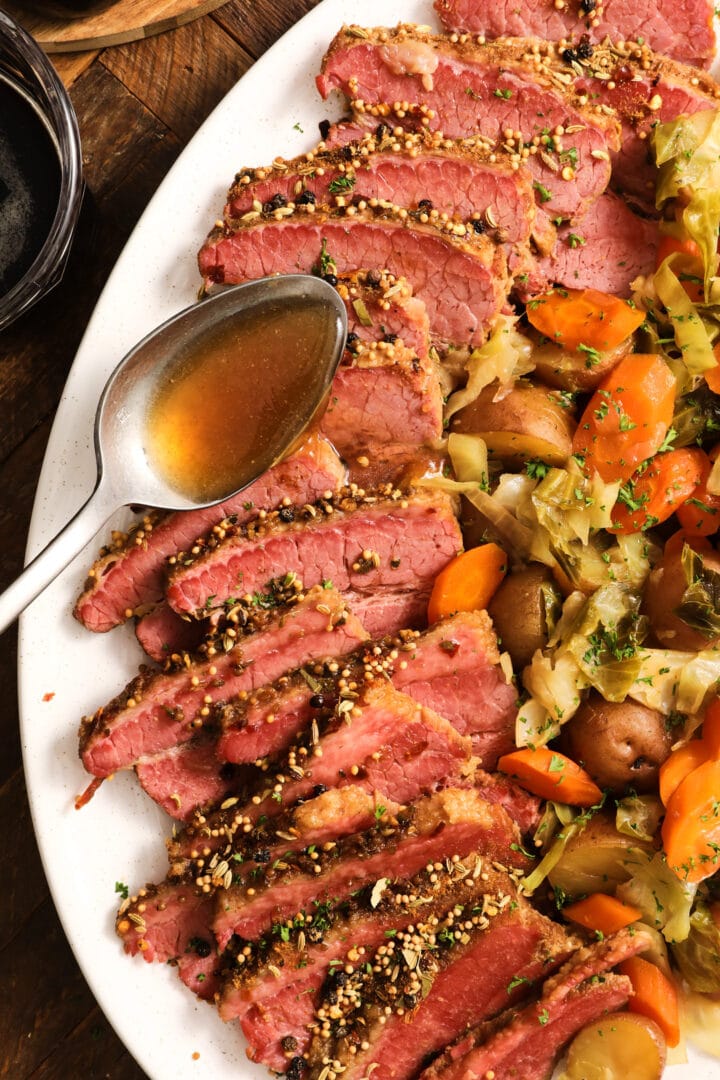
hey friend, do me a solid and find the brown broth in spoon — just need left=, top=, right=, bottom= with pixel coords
left=145, top=294, right=337, bottom=503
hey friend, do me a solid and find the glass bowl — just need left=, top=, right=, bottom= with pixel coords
left=0, top=9, right=83, bottom=331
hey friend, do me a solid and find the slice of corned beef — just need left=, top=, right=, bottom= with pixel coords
left=219, top=681, right=471, bottom=823
left=79, top=586, right=368, bottom=777
left=218, top=610, right=515, bottom=766
left=168, top=786, right=400, bottom=880
left=198, top=204, right=509, bottom=349
left=317, top=25, right=620, bottom=223
left=237, top=861, right=534, bottom=1071
left=301, top=896, right=575, bottom=1080
left=133, top=737, right=251, bottom=820
left=134, top=602, right=203, bottom=662
left=322, top=335, right=443, bottom=453
left=73, top=434, right=345, bottom=634
left=531, top=40, right=720, bottom=209
left=434, top=0, right=716, bottom=69
left=536, top=191, right=659, bottom=295
left=212, top=788, right=528, bottom=948
left=116, top=881, right=219, bottom=1001
left=164, top=487, right=462, bottom=621
left=338, top=268, right=431, bottom=360
left=575, top=45, right=719, bottom=207
left=216, top=613, right=515, bottom=764
left=225, top=125, right=538, bottom=250
left=422, top=926, right=653, bottom=1080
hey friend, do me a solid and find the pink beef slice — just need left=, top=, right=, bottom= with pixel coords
left=238, top=863, right=558, bottom=1072
left=168, top=786, right=402, bottom=880
left=164, top=488, right=462, bottom=621
left=537, top=190, right=659, bottom=295
left=212, top=788, right=530, bottom=949
left=338, top=268, right=431, bottom=360
left=321, top=336, right=443, bottom=453
left=316, top=25, right=620, bottom=224
left=79, top=586, right=369, bottom=777
left=134, top=602, right=203, bottom=663
left=220, top=857, right=518, bottom=1024
left=564, top=42, right=720, bottom=209
left=116, top=881, right=220, bottom=1002
left=301, top=896, right=575, bottom=1080
left=198, top=204, right=509, bottom=350
left=434, top=0, right=716, bottom=68
left=73, top=433, right=345, bottom=633
left=225, top=126, right=538, bottom=249
left=218, top=609, right=515, bottom=767
left=228, top=682, right=471, bottom=823
left=422, top=926, right=653, bottom=1080
left=133, top=736, right=251, bottom=820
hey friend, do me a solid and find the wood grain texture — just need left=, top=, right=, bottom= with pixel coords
left=5, top=0, right=231, bottom=52
left=0, top=4, right=314, bottom=1077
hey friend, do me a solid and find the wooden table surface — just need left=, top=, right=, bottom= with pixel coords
left=0, top=2, right=318, bottom=1075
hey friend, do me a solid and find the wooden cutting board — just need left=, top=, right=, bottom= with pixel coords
left=5, top=0, right=230, bottom=51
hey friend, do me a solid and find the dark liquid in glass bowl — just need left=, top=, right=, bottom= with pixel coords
left=0, top=74, right=61, bottom=296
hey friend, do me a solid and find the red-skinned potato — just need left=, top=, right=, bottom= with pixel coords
left=559, top=693, right=673, bottom=795
left=487, top=565, right=560, bottom=669
left=450, top=380, right=575, bottom=467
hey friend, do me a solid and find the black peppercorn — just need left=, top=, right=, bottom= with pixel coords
left=263, top=193, right=287, bottom=213
left=296, top=190, right=316, bottom=206
left=253, top=848, right=271, bottom=864
left=472, top=218, right=487, bottom=234
left=193, top=938, right=212, bottom=958
left=309, top=694, right=325, bottom=709
left=418, top=198, right=433, bottom=210
left=576, top=37, right=594, bottom=59
left=278, top=506, right=295, bottom=523
left=323, top=273, right=338, bottom=286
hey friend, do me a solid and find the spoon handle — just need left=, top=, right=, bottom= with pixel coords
left=0, top=481, right=119, bottom=635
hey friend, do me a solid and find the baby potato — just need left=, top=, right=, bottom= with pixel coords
left=487, top=564, right=561, bottom=669
left=451, top=380, right=575, bottom=467
left=559, top=693, right=673, bottom=795
left=642, top=543, right=720, bottom=652
left=559, top=1012, right=666, bottom=1080
left=532, top=338, right=629, bottom=393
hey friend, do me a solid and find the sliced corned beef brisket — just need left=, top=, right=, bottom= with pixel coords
left=198, top=203, right=509, bottom=349
left=237, top=863, right=570, bottom=1072
left=212, top=788, right=529, bottom=947
left=536, top=191, right=659, bottom=295
left=544, top=40, right=720, bottom=209
left=79, top=586, right=368, bottom=777
left=73, top=434, right=345, bottom=634
left=300, top=892, right=574, bottom=1080
left=338, top=268, right=431, bottom=361
left=217, top=610, right=516, bottom=767
left=164, top=487, right=462, bottom=621
left=317, top=25, right=620, bottom=223
left=195, top=681, right=472, bottom=824
left=422, top=927, right=654, bottom=1080
left=322, top=335, right=443, bottom=453
left=434, top=0, right=716, bottom=68
left=225, top=125, right=539, bottom=250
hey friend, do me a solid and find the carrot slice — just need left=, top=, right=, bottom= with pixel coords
left=611, top=448, right=704, bottom=534
left=705, top=343, right=720, bottom=394
left=661, top=757, right=720, bottom=883
left=676, top=446, right=720, bottom=536
left=497, top=747, right=603, bottom=807
left=563, top=893, right=642, bottom=936
left=572, top=354, right=676, bottom=484
left=526, top=287, right=644, bottom=353
left=427, top=543, right=507, bottom=624
left=658, top=740, right=711, bottom=806
left=702, top=697, right=720, bottom=758
left=618, top=956, right=680, bottom=1048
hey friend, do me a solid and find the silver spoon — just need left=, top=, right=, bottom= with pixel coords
left=0, top=274, right=347, bottom=634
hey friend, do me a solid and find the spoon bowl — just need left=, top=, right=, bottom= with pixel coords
left=0, top=274, right=347, bottom=633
